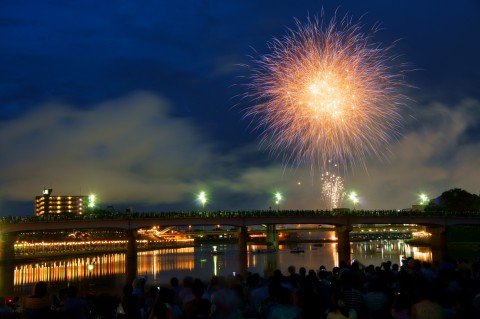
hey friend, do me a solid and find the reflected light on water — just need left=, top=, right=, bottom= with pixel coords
left=15, top=247, right=198, bottom=288
left=332, top=243, right=339, bottom=267
left=213, top=255, right=218, bottom=277
left=14, top=254, right=125, bottom=286
left=350, top=240, right=433, bottom=267
left=137, top=248, right=195, bottom=277
left=412, top=247, right=432, bottom=262
left=11, top=240, right=437, bottom=295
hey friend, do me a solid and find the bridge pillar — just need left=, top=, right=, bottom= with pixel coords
left=126, top=229, right=138, bottom=284
left=0, top=232, right=16, bottom=263
left=0, top=232, right=16, bottom=298
left=426, top=226, right=447, bottom=261
left=266, top=224, right=278, bottom=249
left=237, top=226, right=248, bottom=277
left=264, top=252, right=279, bottom=279
left=335, top=226, right=353, bottom=265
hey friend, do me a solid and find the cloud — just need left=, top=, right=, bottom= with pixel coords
left=1, top=93, right=217, bottom=204
left=345, top=98, right=480, bottom=209
left=1, top=93, right=479, bottom=214
left=0, top=92, right=291, bottom=212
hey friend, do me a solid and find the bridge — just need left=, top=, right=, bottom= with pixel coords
left=1, top=210, right=479, bottom=276
left=2, top=210, right=480, bottom=233
left=0, top=210, right=479, bottom=295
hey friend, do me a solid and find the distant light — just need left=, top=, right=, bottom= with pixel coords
left=419, top=193, right=429, bottom=205
left=349, top=191, right=359, bottom=204
left=275, top=192, right=282, bottom=202
left=198, top=191, right=207, bottom=208
left=88, top=194, right=96, bottom=208
left=349, top=191, right=359, bottom=210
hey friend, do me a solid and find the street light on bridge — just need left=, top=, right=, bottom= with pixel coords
left=198, top=191, right=207, bottom=210
left=274, top=192, right=282, bottom=211
left=419, top=193, right=429, bottom=205
left=88, top=194, right=96, bottom=208
left=349, top=192, right=359, bottom=211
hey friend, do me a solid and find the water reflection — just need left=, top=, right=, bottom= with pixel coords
left=7, top=240, right=433, bottom=297
left=14, top=254, right=125, bottom=287
left=351, top=240, right=432, bottom=266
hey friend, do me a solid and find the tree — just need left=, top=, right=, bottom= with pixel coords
left=425, top=188, right=480, bottom=212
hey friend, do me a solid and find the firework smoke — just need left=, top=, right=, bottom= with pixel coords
left=245, top=13, right=409, bottom=171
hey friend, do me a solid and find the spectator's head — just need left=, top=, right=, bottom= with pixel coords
left=192, top=279, right=205, bottom=299
left=170, top=277, right=179, bottom=288
left=299, top=267, right=306, bottom=276
left=332, top=267, right=340, bottom=276
left=380, top=261, right=391, bottom=272
left=287, top=265, right=296, bottom=275
left=351, top=260, right=360, bottom=271
left=133, top=277, right=146, bottom=290
left=273, top=269, right=283, bottom=279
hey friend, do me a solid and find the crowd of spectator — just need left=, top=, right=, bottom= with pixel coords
left=2, top=208, right=480, bottom=225
left=2, top=255, right=480, bottom=319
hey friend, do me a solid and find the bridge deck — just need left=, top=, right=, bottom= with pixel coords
left=1, top=210, right=480, bottom=233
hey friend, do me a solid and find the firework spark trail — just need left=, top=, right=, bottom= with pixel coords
left=321, top=171, right=345, bottom=210
left=245, top=14, right=409, bottom=171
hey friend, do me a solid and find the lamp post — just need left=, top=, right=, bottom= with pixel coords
left=349, top=191, right=359, bottom=211
left=198, top=191, right=207, bottom=210
left=87, top=194, right=96, bottom=216
left=419, top=193, right=428, bottom=205
left=274, top=192, right=282, bottom=211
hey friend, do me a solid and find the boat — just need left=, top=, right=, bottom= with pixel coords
left=209, top=251, right=225, bottom=256
left=251, top=248, right=277, bottom=254
left=290, top=247, right=305, bottom=254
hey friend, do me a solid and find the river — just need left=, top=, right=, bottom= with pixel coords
left=3, top=239, right=433, bottom=298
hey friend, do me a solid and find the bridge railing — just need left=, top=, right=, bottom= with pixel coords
left=2, top=209, right=480, bottom=224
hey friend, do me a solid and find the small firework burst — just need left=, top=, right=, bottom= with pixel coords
left=321, top=170, right=345, bottom=210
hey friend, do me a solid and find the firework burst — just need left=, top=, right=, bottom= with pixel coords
left=245, top=13, right=409, bottom=170
left=321, top=166, right=345, bottom=210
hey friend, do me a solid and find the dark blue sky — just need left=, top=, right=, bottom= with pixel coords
left=1, top=0, right=480, bottom=215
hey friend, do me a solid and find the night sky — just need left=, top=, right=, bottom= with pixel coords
left=1, top=1, right=480, bottom=216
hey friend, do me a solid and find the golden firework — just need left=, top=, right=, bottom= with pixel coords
left=246, top=14, right=409, bottom=170
left=321, top=170, right=345, bottom=210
